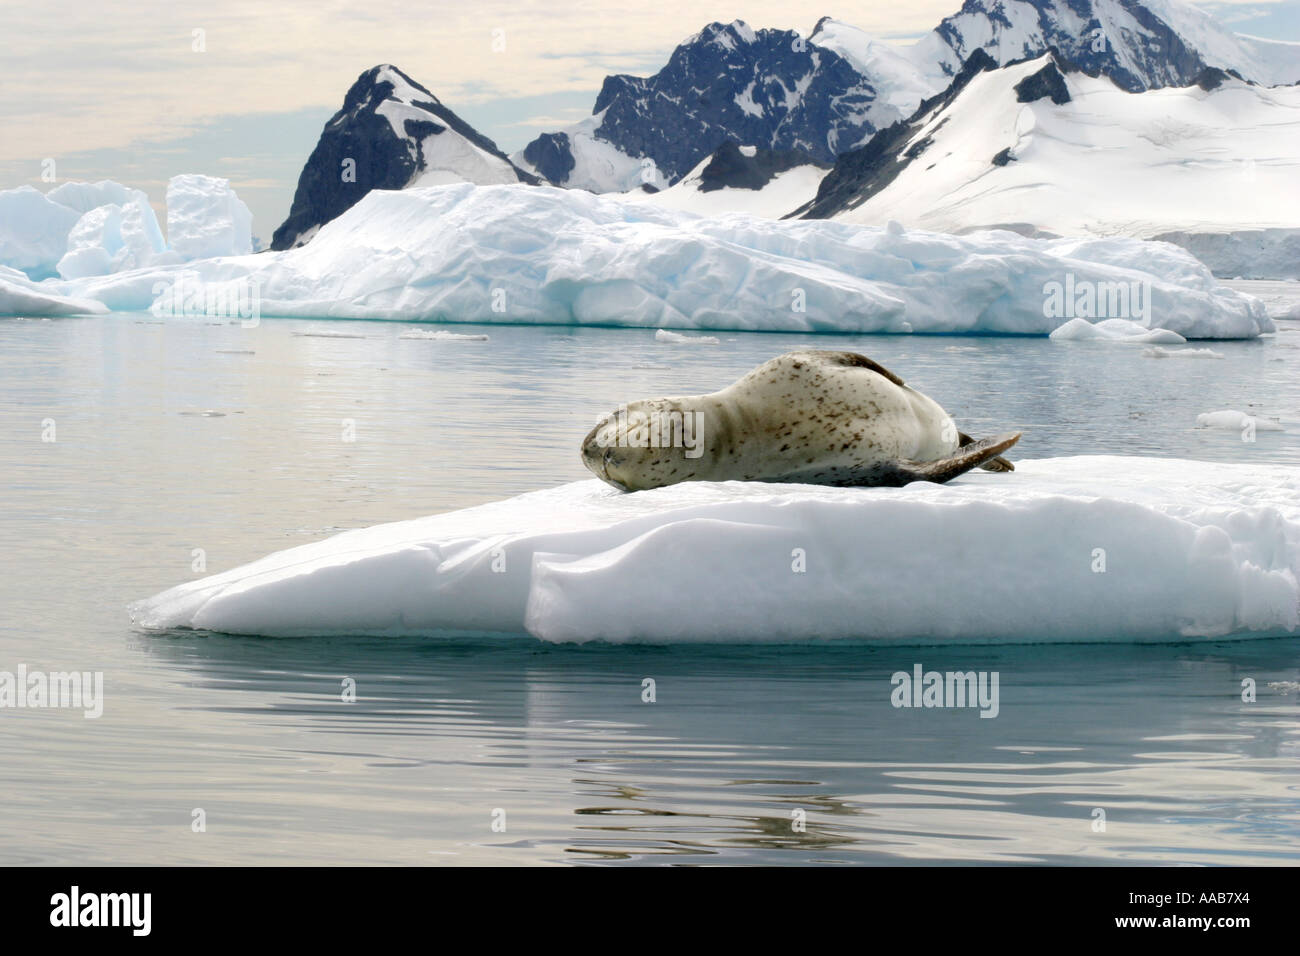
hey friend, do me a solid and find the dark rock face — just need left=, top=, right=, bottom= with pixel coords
left=1193, top=66, right=1231, bottom=91
left=934, top=0, right=1208, bottom=92
left=521, top=133, right=576, bottom=185
left=1014, top=59, right=1072, bottom=103
left=991, top=147, right=1014, bottom=166
left=271, top=65, right=534, bottom=250
left=794, top=49, right=999, bottom=221
left=522, top=21, right=883, bottom=187
left=693, top=142, right=829, bottom=192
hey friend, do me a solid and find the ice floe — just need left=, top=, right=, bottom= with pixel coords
left=1196, top=410, right=1285, bottom=432
left=130, top=456, right=1300, bottom=644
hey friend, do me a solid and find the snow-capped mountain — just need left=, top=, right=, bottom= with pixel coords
left=272, top=65, right=535, bottom=250
left=918, top=0, right=1300, bottom=92
left=514, top=21, right=895, bottom=191
left=517, top=1, right=1299, bottom=195
left=634, top=142, right=830, bottom=218
left=795, top=51, right=1300, bottom=278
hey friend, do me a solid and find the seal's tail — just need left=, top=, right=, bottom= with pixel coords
left=889, top=432, right=1022, bottom=485
left=957, top=431, right=1015, bottom=472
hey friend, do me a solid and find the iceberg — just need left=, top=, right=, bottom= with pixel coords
left=165, top=174, right=253, bottom=261
left=0, top=175, right=250, bottom=282
left=130, top=456, right=1300, bottom=644
left=58, top=184, right=1272, bottom=339
left=0, top=267, right=108, bottom=316
left=0, top=186, right=81, bottom=279
left=56, top=191, right=168, bottom=280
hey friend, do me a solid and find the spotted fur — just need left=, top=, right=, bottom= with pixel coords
left=582, top=350, right=1020, bottom=492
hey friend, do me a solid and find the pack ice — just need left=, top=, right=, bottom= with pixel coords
left=130, top=457, right=1300, bottom=644
left=58, top=184, right=1272, bottom=338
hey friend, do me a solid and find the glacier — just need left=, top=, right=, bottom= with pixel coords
left=43, top=184, right=1273, bottom=338
left=130, top=456, right=1300, bottom=644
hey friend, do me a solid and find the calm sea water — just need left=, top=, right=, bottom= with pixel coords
left=1, top=303, right=1298, bottom=865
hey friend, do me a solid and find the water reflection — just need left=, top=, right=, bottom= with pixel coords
left=133, top=633, right=1300, bottom=864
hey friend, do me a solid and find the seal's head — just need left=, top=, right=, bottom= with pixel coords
left=581, top=398, right=708, bottom=491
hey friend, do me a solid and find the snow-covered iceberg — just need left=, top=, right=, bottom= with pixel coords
left=131, top=456, right=1300, bottom=644
left=58, top=184, right=1272, bottom=338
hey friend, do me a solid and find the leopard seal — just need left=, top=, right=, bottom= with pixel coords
left=581, top=350, right=1020, bottom=492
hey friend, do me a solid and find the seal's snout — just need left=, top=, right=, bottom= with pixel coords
left=581, top=416, right=618, bottom=484
left=582, top=412, right=643, bottom=491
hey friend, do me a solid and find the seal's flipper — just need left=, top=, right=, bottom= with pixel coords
left=879, top=432, right=1022, bottom=486
left=958, top=431, right=1015, bottom=472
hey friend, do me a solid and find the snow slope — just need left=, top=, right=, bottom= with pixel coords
left=47, top=183, right=1271, bottom=338
left=513, top=112, right=662, bottom=194
left=804, top=55, right=1300, bottom=272
left=635, top=142, right=829, bottom=218
left=130, top=456, right=1300, bottom=644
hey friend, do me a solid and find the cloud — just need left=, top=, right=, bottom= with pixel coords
left=3, top=0, right=968, bottom=162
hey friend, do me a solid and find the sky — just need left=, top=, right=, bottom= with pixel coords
left=2, top=0, right=1297, bottom=240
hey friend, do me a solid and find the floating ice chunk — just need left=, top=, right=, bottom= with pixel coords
left=1049, top=318, right=1187, bottom=344
left=130, top=456, right=1300, bottom=644
left=655, top=328, right=720, bottom=344
left=165, top=174, right=253, bottom=261
left=1196, top=410, right=1284, bottom=432
left=1142, top=346, right=1225, bottom=359
left=399, top=329, right=490, bottom=340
